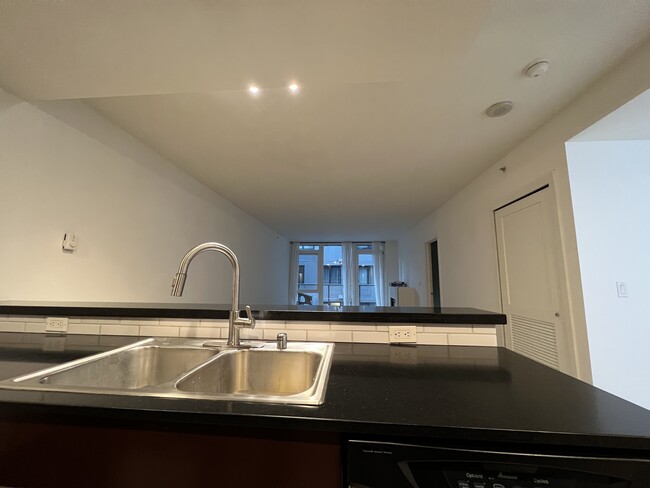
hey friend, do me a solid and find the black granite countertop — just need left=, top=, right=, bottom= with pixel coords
left=0, top=301, right=506, bottom=324
left=0, top=333, right=648, bottom=452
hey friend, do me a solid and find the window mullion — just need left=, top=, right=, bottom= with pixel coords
left=317, top=247, right=324, bottom=304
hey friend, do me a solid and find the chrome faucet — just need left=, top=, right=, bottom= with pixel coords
left=171, top=242, right=255, bottom=348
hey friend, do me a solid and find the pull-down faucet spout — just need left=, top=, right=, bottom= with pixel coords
left=171, top=242, right=255, bottom=348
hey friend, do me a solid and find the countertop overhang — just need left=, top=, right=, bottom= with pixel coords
left=0, top=333, right=648, bottom=452
left=0, top=301, right=506, bottom=324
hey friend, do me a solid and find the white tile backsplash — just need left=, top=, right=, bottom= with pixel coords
left=1, top=316, right=43, bottom=322
left=67, top=323, right=101, bottom=335
left=352, top=330, right=390, bottom=344
left=263, top=328, right=307, bottom=341
left=120, top=319, right=161, bottom=326
left=0, top=321, right=26, bottom=333
left=472, top=325, right=497, bottom=334
left=0, top=315, right=497, bottom=347
left=159, top=318, right=201, bottom=327
left=199, top=319, right=229, bottom=328
left=179, top=326, right=221, bottom=339
left=99, top=324, right=139, bottom=336
left=331, top=323, right=377, bottom=331
left=25, top=322, right=47, bottom=333
left=255, top=320, right=286, bottom=329
left=448, top=333, right=497, bottom=347
left=285, top=321, right=329, bottom=330
left=307, top=330, right=352, bottom=343
left=417, top=333, right=448, bottom=345
left=139, top=325, right=180, bottom=337
left=82, top=318, right=122, bottom=324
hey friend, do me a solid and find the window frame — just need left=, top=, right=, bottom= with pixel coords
left=293, top=242, right=383, bottom=306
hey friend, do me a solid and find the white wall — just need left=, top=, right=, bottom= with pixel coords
left=566, top=140, right=650, bottom=410
left=0, top=89, right=289, bottom=304
left=398, top=37, right=650, bottom=381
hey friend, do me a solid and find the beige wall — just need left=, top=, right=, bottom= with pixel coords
left=398, top=38, right=650, bottom=381
left=0, top=89, right=289, bottom=305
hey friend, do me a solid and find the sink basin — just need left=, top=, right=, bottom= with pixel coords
left=37, top=345, right=218, bottom=389
left=176, top=345, right=331, bottom=403
left=0, top=338, right=334, bottom=405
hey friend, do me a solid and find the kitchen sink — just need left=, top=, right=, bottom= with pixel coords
left=176, top=346, right=329, bottom=402
left=0, top=338, right=334, bottom=405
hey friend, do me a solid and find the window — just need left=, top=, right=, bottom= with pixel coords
left=298, top=265, right=305, bottom=284
left=357, top=247, right=376, bottom=306
left=291, top=242, right=383, bottom=306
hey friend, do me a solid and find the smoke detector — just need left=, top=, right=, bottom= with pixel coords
left=524, top=58, right=550, bottom=78
left=485, top=101, right=513, bottom=117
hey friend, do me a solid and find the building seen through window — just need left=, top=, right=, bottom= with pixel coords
left=294, top=242, right=382, bottom=306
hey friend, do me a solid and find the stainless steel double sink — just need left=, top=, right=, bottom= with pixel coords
left=0, top=338, right=335, bottom=405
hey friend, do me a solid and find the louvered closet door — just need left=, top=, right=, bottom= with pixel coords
left=495, top=187, right=576, bottom=375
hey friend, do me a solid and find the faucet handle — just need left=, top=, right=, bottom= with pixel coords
left=243, top=305, right=256, bottom=328
left=233, top=305, right=255, bottom=331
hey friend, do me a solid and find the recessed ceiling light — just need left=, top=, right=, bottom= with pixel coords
left=248, top=85, right=260, bottom=96
left=485, top=101, right=513, bottom=117
left=288, top=83, right=300, bottom=94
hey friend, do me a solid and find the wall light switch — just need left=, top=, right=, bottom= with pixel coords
left=62, top=233, right=77, bottom=252
left=616, top=281, right=629, bottom=298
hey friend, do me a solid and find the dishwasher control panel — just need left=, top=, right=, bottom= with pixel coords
left=445, top=469, right=575, bottom=488
left=347, top=440, right=646, bottom=488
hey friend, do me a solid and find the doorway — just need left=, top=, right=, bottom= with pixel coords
left=494, top=185, right=577, bottom=375
left=427, top=240, right=441, bottom=308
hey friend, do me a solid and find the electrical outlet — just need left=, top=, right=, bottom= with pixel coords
left=388, top=325, right=417, bottom=344
left=46, top=317, right=68, bottom=333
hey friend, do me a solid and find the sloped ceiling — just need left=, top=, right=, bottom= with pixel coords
left=1, top=1, right=649, bottom=240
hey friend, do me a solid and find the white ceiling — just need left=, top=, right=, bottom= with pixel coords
left=1, top=1, right=649, bottom=240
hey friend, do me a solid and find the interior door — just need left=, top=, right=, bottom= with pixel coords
left=495, top=186, right=576, bottom=375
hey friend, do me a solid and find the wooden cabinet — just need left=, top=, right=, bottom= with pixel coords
left=0, top=420, right=341, bottom=488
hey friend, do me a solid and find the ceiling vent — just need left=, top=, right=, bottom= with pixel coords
left=485, top=101, right=513, bottom=117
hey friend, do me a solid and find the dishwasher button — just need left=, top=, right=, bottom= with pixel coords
left=472, top=483, right=486, bottom=488
left=492, top=484, right=506, bottom=488
left=457, top=482, right=470, bottom=488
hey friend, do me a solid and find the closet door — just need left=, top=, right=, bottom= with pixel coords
left=495, top=187, right=576, bottom=375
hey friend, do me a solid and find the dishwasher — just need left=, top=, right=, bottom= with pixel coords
left=346, top=440, right=650, bottom=487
